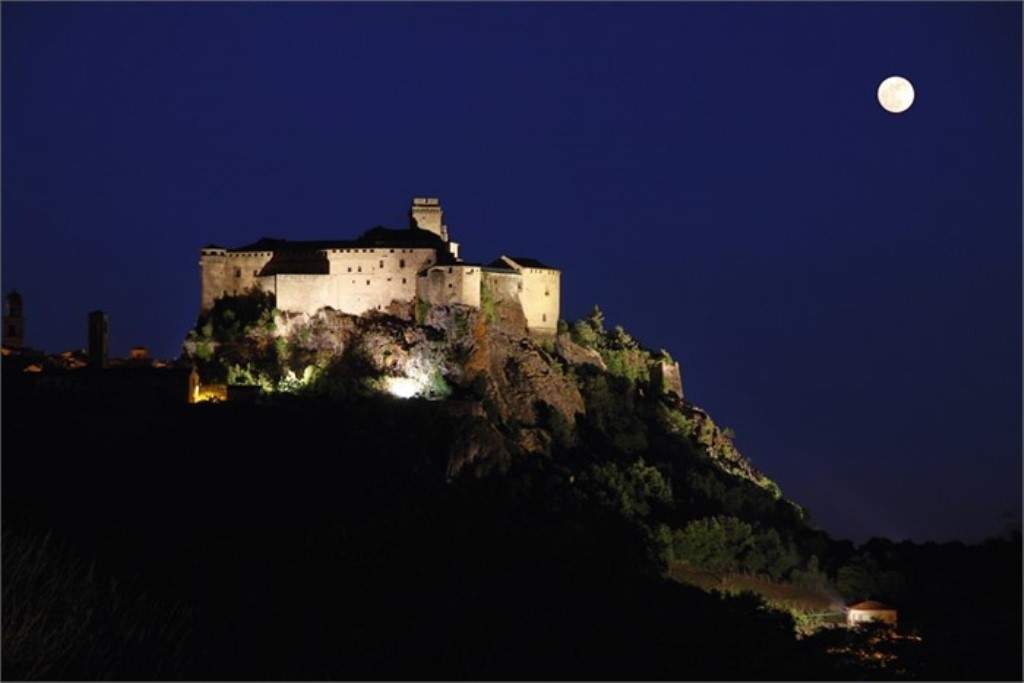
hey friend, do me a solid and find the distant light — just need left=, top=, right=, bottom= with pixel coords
left=386, top=377, right=421, bottom=399
left=194, top=383, right=227, bottom=403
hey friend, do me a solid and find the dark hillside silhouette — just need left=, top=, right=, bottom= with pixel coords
left=3, top=385, right=1020, bottom=680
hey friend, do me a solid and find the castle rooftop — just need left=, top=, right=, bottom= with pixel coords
left=227, top=226, right=450, bottom=255
left=488, top=256, right=557, bottom=271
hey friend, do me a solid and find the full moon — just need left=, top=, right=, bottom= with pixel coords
left=877, top=76, right=915, bottom=114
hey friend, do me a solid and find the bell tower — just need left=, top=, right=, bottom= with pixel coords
left=3, top=291, right=24, bottom=348
left=409, top=197, right=448, bottom=241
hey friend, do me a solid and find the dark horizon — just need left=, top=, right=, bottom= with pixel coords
left=3, top=2, right=1020, bottom=545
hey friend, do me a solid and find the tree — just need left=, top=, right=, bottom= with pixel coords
left=579, top=459, right=672, bottom=520
left=836, top=557, right=879, bottom=602
left=673, top=516, right=755, bottom=576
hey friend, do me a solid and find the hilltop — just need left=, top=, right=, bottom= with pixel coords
left=183, top=291, right=799, bottom=524
left=2, top=292, right=1020, bottom=680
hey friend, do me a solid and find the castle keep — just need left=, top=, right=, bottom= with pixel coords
left=199, top=198, right=561, bottom=334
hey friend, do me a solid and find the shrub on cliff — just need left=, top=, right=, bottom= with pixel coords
left=569, top=307, right=653, bottom=384
left=184, top=289, right=280, bottom=384
left=671, top=515, right=802, bottom=580
left=577, top=459, right=673, bottom=521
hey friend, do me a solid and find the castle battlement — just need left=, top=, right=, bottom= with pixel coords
left=199, top=198, right=560, bottom=334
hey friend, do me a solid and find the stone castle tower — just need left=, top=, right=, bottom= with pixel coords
left=88, top=310, right=109, bottom=369
left=3, top=291, right=24, bottom=348
left=409, top=197, right=447, bottom=241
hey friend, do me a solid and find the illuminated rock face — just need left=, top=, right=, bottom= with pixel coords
left=198, top=198, right=561, bottom=334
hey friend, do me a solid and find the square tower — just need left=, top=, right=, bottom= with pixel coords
left=3, top=291, right=24, bottom=348
left=88, top=310, right=109, bottom=369
left=409, top=197, right=448, bottom=241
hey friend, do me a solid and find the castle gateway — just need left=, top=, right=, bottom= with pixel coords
left=199, top=198, right=561, bottom=334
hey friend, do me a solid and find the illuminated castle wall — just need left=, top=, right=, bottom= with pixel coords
left=199, top=198, right=560, bottom=334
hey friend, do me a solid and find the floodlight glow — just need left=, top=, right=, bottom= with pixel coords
left=386, top=377, right=421, bottom=399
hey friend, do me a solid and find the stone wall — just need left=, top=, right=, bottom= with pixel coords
left=199, top=249, right=274, bottom=311
left=481, top=269, right=522, bottom=304
left=201, top=246, right=438, bottom=316
left=518, top=268, right=560, bottom=334
left=273, top=275, right=336, bottom=316
left=652, top=359, right=684, bottom=399
left=417, top=265, right=482, bottom=308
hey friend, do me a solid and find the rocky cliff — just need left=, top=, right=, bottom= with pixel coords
left=183, top=292, right=791, bottom=508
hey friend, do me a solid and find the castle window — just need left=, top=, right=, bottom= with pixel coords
left=399, top=259, right=405, bottom=268
left=545, top=289, right=549, bottom=296
left=358, top=266, right=362, bottom=273
left=366, top=280, right=370, bottom=286
left=234, top=267, right=241, bottom=278
left=389, top=249, right=394, bottom=253
left=348, top=267, right=352, bottom=273
left=542, top=314, right=547, bottom=322
left=448, top=267, right=452, bottom=274
left=402, top=278, right=406, bottom=284
left=379, top=260, right=383, bottom=268
left=448, top=283, right=453, bottom=289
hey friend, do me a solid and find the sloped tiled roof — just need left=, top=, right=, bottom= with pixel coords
left=228, top=226, right=448, bottom=253
left=506, top=256, right=553, bottom=269
left=849, top=601, right=895, bottom=611
left=486, top=256, right=557, bottom=271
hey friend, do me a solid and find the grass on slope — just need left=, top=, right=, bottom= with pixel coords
left=668, top=562, right=846, bottom=635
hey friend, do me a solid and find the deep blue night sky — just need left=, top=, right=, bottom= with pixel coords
left=3, top=2, right=1020, bottom=544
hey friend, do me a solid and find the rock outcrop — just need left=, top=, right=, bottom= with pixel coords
left=184, top=293, right=783, bottom=500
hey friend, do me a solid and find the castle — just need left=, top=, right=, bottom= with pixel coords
left=199, top=198, right=561, bottom=334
